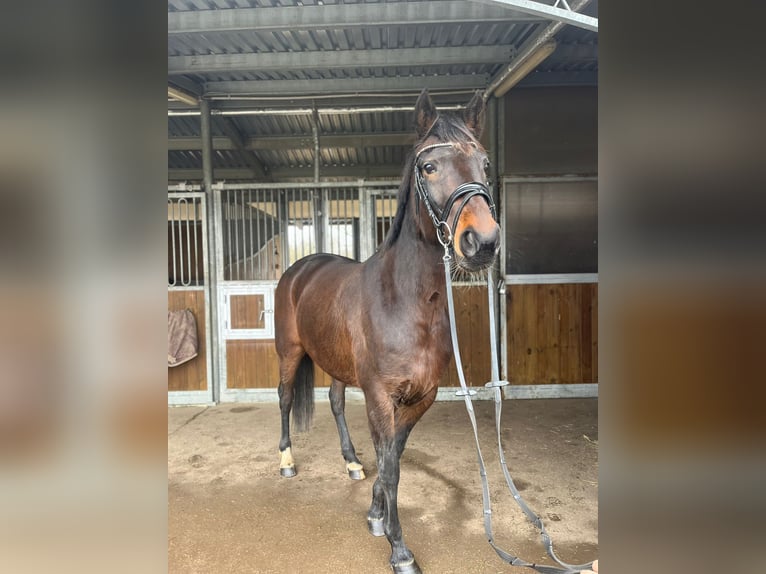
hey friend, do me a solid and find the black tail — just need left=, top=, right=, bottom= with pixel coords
left=292, top=354, right=315, bottom=433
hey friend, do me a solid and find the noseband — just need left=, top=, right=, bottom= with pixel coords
left=414, top=142, right=497, bottom=248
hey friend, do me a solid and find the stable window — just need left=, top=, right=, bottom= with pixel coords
left=503, top=179, right=597, bottom=276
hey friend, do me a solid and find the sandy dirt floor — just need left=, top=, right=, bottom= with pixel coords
left=169, top=397, right=598, bottom=573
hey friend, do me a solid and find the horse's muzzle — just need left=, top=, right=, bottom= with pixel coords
left=459, top=224, right=500, bottom=270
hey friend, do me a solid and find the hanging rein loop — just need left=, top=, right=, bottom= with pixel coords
left=415, top=123, right=595, bottom=573
left=413, top=142, right=496, bottom=249
left=442, top=259, right=596, bottom=574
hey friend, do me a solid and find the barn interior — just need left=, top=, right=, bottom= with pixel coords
left=167, top=0, right=599, bottom=406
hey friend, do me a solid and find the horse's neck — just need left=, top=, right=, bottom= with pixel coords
left=385, top=215, right=446, bottom=304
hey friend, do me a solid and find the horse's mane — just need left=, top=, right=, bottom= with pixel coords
left=382, top=112, right=479, bottom=250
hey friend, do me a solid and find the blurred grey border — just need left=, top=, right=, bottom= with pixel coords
left=601, top=1, right=766, bottom=573
left=0, top=1, right=167, bottom=573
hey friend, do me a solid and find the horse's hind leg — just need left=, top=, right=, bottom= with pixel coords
left=329, top=378, right=365, bottom=480
left=277, top=349, right=303, bottom=478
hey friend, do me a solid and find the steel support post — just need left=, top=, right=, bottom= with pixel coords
left=358, top=183, right=375, bottom=261
left=200, top=99, right=220, bottom=403
left=488, top=97, right=505, bottom=392
left=278, top=190, right=290, bottom=274
left=311, top=108, right=325, bottom=253
left=496, top=95, right=510, bottom=388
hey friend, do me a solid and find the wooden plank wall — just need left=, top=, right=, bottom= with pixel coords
left=226, top=340, right=279, bottom=389
left=168, top=290, right=207, bottom=391
left=506, top=283, right=598, bottom=385
left=225, top=286, right=490, bottom=390
left=226, top=340, right=333, bottom=389
left=440, top=285, right=492, bottom=388
left=190, top=284, right=597, bottom=392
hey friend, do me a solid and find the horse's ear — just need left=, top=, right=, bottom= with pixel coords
left=463, top=90, right=486, bottom=139
left=414, top=88, right=438, bottom=139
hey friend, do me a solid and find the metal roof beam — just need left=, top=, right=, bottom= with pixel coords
left=473, top=0, right=598, bottom=32
left=168, top=46, right=513, bottom=75
left=169, top=165, right=402, bottom=181
left=486, top=0, right=593, bottom=98
left=170, top=137, right=232, bottom=151
left=169, top=132, right=413, bottom=151
left=168, top=76, right=202, bottom=97
left=204, top=74, right=491, bottom=97
left=168, top=1, right=543, bottom=35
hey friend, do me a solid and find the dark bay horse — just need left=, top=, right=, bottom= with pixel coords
left=274, top=89, right=500, bottom=574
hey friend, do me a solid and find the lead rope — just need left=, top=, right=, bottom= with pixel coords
left=441, top=248, right=595, bottom=574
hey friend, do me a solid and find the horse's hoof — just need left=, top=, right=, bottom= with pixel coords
left=279, top=448, right=295, bottom=478
left=367, top=516, right=385, bottom=537
left=346, top=462, right=365, bottom=480
left=280, top=466, right=296, bottom=478
left=348, top=468, right=365, bottom=480
left=391, top=558, right=421, bottom=574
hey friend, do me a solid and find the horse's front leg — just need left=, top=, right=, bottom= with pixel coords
left=373, top=425, right=421, bottom=574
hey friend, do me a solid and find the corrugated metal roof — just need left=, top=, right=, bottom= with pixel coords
left=168, top=0, right=598, bottom=182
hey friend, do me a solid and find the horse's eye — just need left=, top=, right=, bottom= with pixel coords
left=484, top=159, right=491, bottom=171
left=423, top=163, right=436, bottom=175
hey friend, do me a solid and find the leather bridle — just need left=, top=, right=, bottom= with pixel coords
left=413, top=142, right=496, bottom=249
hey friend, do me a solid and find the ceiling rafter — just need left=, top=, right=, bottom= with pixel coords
left=213, top=116, right=270, bottom=180
left=203, top=74, right=491, bottom=97
left=474, top=0, right=598, bottom=32
left=168, top=1, right=543, bottom=35
left=169, top=45, right=514, bottom=75
left=486, top=0, right=593, bottom=97
left=169, top=132, right=414, bottom=152
left=169, top=165, right=402, bottom=181
left=194, top=52, right=591, bottom=99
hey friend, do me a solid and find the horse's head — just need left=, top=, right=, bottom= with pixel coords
left=412, top=89, right=500, bottom=273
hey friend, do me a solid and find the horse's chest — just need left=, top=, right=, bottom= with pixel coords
left=409, top=345, right=450, bottom=382
left=383, top=320, right=451, bottom=382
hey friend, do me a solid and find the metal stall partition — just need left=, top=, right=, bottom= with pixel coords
left=500, top=176, right=599, bottom=399
left=213, top=181, right=399, bottom=402
left=168, top=188, right=215, bottom=405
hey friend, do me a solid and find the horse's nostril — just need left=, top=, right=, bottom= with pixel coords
left=460, top=230, right=479, bottom=257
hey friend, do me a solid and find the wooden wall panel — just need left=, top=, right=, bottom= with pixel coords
left=313, top=365, right=334, bottom=388
left=168, top=290, right=207, bottom=391
left=226, top=339, right=334, bottom=390
left=440, top=286, right=492, bottom=388
left=226, top=340, right=280, bottom=389
left=224, top=285, right=500, bottom=391
left=506, top=283, right=598, bottom=385
left=222, top=282, right=599, bottom=391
